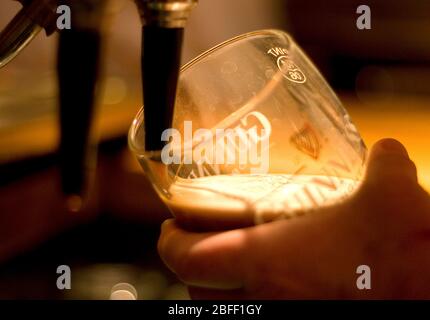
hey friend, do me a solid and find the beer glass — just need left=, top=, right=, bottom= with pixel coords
left=129, top=29, right=367, bottom=230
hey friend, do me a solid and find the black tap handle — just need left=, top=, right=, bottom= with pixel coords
left=142, top=26, right=184, bottom=151
left=135, top=0, right=197, bottom=152
left=57, top=0, right=109, bottom=210
left=57, top=28, right=101, bottom=204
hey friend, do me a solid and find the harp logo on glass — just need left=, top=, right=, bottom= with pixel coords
left=267, top=47, right=306, bottom=84
left=161, top=111, right=271, bottom=178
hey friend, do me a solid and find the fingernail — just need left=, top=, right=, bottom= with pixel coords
left=161, top=219, right=173, bottom=232
left=378, top=139, right=409, bottom=159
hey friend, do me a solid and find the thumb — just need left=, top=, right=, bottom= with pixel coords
left=364, top=138, right=418, bottom=186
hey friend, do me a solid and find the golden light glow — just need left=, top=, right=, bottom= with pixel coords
left=344, top=94, right=430, bottom=191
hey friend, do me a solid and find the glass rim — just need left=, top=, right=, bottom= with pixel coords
left=180, top=29, right=291, bottom=73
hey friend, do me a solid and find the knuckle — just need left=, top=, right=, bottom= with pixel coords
left=157, top=220, right=181, bottom=268
left=175, top=253, right=195, bottom=283
left=156, top=234, right=166, bottom=257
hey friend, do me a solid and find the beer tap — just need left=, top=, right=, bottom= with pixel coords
left=0, top=0, right=57, bottom=68
left=135, top=0, right=197, bottom=153
left=0, top=0, right=197, bottom=210
left=57, top=0, right=111, bottom=210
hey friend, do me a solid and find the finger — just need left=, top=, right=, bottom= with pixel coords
left=158, top=219, right=249, bottom=289
left=188, top=286, right=247, bottom=300
left=364, top=138, right=418, bottom=186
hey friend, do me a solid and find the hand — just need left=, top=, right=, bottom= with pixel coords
left=158, top=139, right=430, bottom=299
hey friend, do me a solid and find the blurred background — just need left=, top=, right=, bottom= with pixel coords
left=0, top=0, right=429, bottom=299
